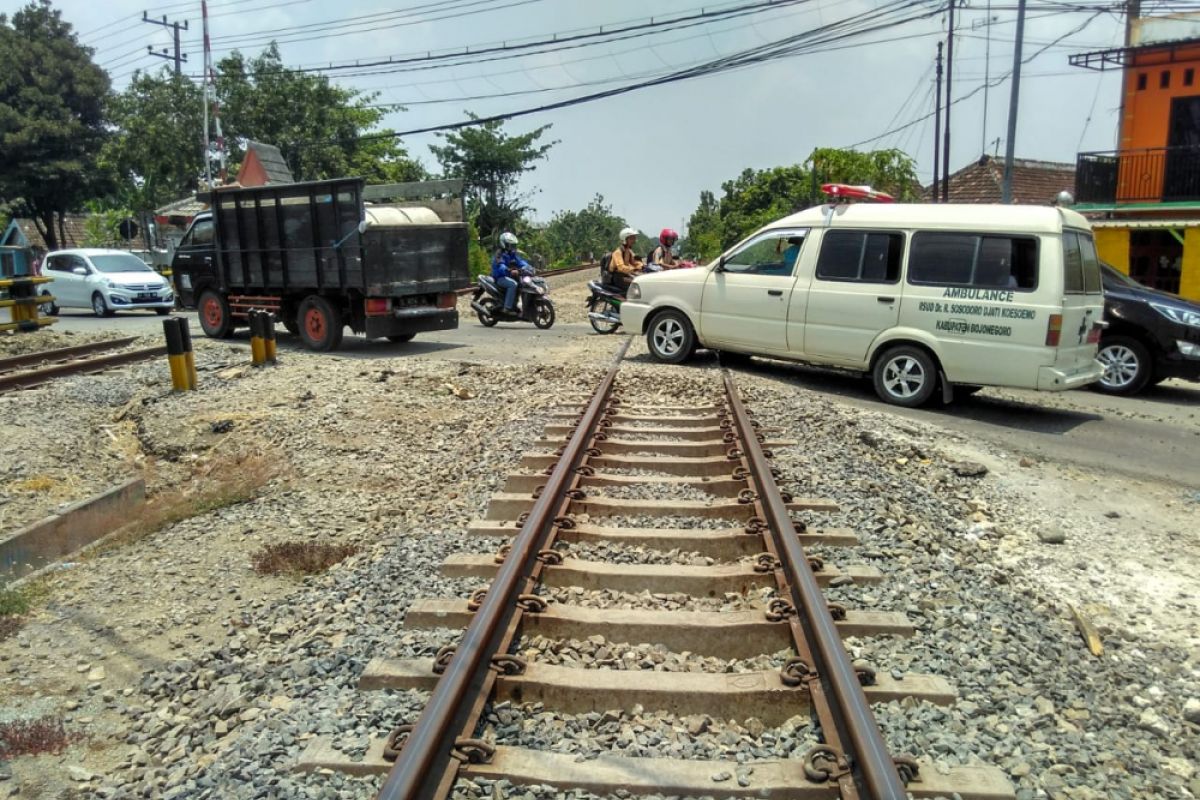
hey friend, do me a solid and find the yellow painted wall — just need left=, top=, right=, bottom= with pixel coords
left=1093, top=228, right=1131, bottom=274
left=1182, top=229, right=1200, bottom=301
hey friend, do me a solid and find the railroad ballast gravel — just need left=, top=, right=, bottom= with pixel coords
left=0, top=340, right=1194, bottom=799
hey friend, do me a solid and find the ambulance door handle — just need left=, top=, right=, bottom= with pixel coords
left=877, top=296, right=895, bottom=303
left=767, top=289, right=783, bottom=297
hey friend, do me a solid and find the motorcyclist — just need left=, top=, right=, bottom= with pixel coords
left=608, top=227, right=643, bottom=293
left=491, top=231, right=530, bottom=312
left=646, top=228, right=681, bottom=271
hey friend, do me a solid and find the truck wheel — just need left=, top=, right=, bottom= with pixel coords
left=646, top=309, right=695, bottom=364
left=198, top=290, right=234, bottom=338
left=1095, top=335, right=1151, bottom=395
left=872, top=345, right=937, bottom=407
left=298, top=295, right=344, bottom=351
left=387, top=333, right=415, bottom=343
left=533, top=298, right=555, bottom=329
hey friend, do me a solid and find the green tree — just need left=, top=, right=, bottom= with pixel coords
left=429, top=114, right=556, bottom=244
left=0, top=0, right=109, bottom=251
left=216, top=44, right=423, bottom=183
left=536, top=194, right=626, bottom=267
left=684, top=148, right=921, bottom=260
left=100, top=71, right=205, bottom=212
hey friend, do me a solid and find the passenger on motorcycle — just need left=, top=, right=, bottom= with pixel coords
left=645, top=228, right=681, bottom=272
left=608, top=227, right=644, bottom=293
left=492, top=231, right=530, bottom=312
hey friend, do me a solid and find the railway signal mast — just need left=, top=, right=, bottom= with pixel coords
left=201, top=0, right=227, bottom=187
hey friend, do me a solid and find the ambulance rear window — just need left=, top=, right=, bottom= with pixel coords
left=1062, top=232, right=1101, bottom=294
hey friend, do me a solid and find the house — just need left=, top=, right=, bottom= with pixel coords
left=1071, top=11, right=1200, bottom=299
left=1, top=215, right=89, bottom=258
left=235, top=141, right=294, bottom=187
left=927, top=154, right=1076, bottom=205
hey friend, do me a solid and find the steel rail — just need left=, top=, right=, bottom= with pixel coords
left=0, top=345, right=167, bottom=394
left=377, top=338, right=631, bottom=800
left=0, top=336, right=141, bottom=372
left=723, top=374, right=908, bottom=799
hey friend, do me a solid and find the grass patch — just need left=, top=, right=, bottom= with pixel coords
left=0, top=716, right=72, bottom=757
left=0, top=586, right=33, bottom=616
left=251, top=541, right=359, bottom=576
left=9, top=475, right=56, bottom=493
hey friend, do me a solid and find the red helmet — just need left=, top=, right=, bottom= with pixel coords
left=659, top=228, right=678, bottom=246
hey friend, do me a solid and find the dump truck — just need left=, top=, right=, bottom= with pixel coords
left=170, top=178, right=471, bottom=351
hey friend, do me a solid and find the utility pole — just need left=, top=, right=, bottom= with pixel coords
left=1001, top=0, right=1027, bottom=203
left=942, top=0, right=956, bottom=202
left=981, top=0, right=993, bottom=155
left=934, top=42, right=943, bottom=202
left=143, top=12, right=188, bottom=76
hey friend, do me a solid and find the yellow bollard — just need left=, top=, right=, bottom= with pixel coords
left=178, top=316, right=197, bottom=390
left=163, top=317, right=189, bottom=391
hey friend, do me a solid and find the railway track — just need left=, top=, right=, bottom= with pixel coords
left=0, top=337, right=166, bottom=394
left=298, top=341, right=1015, bottom=799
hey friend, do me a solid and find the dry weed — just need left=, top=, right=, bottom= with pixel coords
left=0, top=716, right=73, bottom=757
left=251, top=541, right=360, bottom=576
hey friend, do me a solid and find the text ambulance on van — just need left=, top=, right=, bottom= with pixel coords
left=620, top=201, right=1106, bottom=407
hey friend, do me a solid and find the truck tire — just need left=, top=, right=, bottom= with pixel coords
left=198, top=290, right=234, bottom=338
left=298, top=295, right=344, bottom=351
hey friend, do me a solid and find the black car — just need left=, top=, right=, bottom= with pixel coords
left=1096, top=263, right=1200, bottom=394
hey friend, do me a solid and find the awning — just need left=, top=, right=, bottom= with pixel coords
left=1086, top=218, right=1200, bottom=229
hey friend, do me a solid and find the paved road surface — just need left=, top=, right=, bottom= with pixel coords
left=43, top=308, right=1200, bottom=489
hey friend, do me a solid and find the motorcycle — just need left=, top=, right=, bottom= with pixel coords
left=586, top=278, right=625, bottom=334
left=472, top=271, right=555, bottom=329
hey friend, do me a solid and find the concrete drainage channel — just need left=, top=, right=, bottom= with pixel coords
left=295, top=345, right=1015, bottom=800
left=0, top=477, right=145, bottom=587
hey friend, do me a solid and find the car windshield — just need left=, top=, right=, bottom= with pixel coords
left=89, top=254, right=153, bottom=273
left=1101, top=262, right=1141, bottom=288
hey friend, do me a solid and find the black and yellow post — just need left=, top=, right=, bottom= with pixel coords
left=0, top=276, right=56, bottom=333
left=178, top=316, right=198, bottom=389
left=163, top=317, right=190, bottom=391
left=263, top=312, right=277, bottom=364
left=249, top=310, right=266, bottom=366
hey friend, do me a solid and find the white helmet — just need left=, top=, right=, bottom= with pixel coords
left=619, top=227, right=639, bottom=241
left=500, top=231, right=519, bottom=248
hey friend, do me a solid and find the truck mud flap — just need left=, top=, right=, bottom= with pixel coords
left=364, top=308, right=458, bottom=339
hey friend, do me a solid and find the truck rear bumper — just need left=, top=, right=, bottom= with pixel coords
left=1037, top=360, right=1103, bottom=391
left=364, top=307, right=458, bottom=338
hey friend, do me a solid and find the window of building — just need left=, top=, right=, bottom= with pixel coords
left=1137, top=73, right=1148, bottom=90
left=815, top=230, right=904, bottom=283
left=1161, top=70, right=1172, bottom=89
left=908, top=232, right=1038, bottom=290
left=1186, top=68, right=1195, bottom=86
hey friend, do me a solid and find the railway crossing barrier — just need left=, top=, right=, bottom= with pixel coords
left=0, top=276, right=56, bottom=333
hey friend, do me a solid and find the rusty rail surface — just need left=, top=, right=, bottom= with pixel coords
left=723, top=374, right=910, bottom=799
left=0, top=336, right=140, bottom=372
left=377, top=338, right=631, bottom=800
left=0, top=344, right=167, bottom=393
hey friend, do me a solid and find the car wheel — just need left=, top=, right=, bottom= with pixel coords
left=198, top=290, right=234, bottom=338
left=298, top=295, right=344, bottom=351
left=646, top=310, right=696, bottom=364
left=533, top=298, right=555, bottom=330
left=386, top=333, right=415, bottom=343
left=1095, top=335, right=1151, bottom=395
left=872, top=345, right=938, bottom=407
left=39, top=291, right=58, bottom=317
left=91, top=292, right=114, bottom=318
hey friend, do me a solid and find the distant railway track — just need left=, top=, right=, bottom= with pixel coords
left=298, top=342, right=1014, bottom=799
left=0, top=337, right=165, bottom=394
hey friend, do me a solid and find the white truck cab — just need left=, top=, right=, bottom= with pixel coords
left=620, top=202, right=1105, bottom=406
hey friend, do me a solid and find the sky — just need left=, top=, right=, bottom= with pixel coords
left=19, top=0, right=1144, bottom=233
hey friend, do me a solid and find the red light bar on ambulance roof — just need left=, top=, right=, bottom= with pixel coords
left=821, top=183, right=896, bottom=203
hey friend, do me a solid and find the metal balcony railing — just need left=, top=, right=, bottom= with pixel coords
left=1076, top=145, right=1200, bottom=204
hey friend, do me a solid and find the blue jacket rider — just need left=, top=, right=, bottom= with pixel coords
left=491, top=231, right=530, bottom=311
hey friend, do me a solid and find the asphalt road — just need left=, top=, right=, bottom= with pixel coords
left=43, top=307, right=1200, bottom=489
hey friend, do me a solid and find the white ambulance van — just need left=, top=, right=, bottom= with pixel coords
left=620, top=202, right=1106, bottom=406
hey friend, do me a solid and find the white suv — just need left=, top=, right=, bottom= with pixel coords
left=40, top=249, right=174, bottom=317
